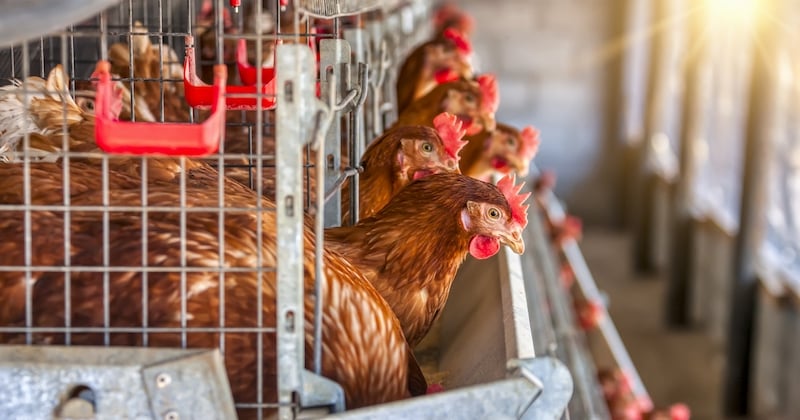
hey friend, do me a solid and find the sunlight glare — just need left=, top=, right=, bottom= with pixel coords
left=706, top=0, right=760, bottom=25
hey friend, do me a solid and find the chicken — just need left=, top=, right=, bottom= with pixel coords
left=1, top=64, right=267, bottom=207
left=0, top=162, right=427, bottom=413
left=598, top=367, right=690, bottom=420
left=107, top=21, right=190, bottom=122
left=433, top=2, right=475, bottom=37
left=325, top=173, right=530, bottom=346
left=0, top=65, right=97, bottom=161
left=342, top=112, right=468, bottom=223
left=396, top=28, right=473, bottom=114
left=646, top=404, right=691, bottom=420
left=575, top=297, right=605, bottom=331
left=460, top=123, right=540, bottom=181
left=394, top=74, right=498, bottom=137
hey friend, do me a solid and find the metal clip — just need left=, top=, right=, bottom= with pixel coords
left=369, top=39, right=392, bottom=137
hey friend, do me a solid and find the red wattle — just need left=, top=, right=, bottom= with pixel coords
left=413, top=169, right=433, bottom=180
left=491, top=156, right=509, bottom=170
left=462, top=120, right=482, bottom=135
left=469, top=235, right=500, bottom=259
left=434, top=68, right=459, bottom=84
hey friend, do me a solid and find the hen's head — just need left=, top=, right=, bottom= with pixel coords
left=483, top=123, right=540, bottom=176
left=462, top=174, right=529, bottom=258
left=398, top=112, right=467, bottom=181
left=379, top=173, right=528, bottom=259
left=426, top=28, right=473, bottom=83
left=437, top=75, right=498, bottom=135
left=434, top=2, right=475, bottom=36
left=367, top=112, right=466, bottom=186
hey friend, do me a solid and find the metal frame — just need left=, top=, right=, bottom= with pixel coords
left=328, top=357, right=572, bottom=420
left=0, top=345, right=238, bottom=418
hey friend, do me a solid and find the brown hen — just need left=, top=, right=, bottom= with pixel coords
left=325, top=173, right=530, bottom=347
left=342, top=112, right=467, bottom=224
left=108, top=21, right=189, bottom=122
left=460, top=123, right=541, bottom=181
left=396, top=28, right=473, bottom=114
left=393, top=74, right=498, bottom=137
left=0, top=162, right=426, bottom=414
left=433, top=2, right=475, bottom=38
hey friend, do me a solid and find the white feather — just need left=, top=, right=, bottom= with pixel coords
left=0, top=80, right=48, bottom=162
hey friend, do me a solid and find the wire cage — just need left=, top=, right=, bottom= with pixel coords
left=0, top=1, right=579, bottom=419
left=0, top=0, right=419, bottom=418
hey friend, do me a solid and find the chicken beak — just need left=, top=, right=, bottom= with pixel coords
left=501, top=229, right=525, bottom=254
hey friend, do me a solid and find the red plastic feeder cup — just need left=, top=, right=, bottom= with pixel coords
left=93, top=60, right=226, bottom=157
left=236, top=38, right=276, bottom=86
left=183, top=35, right=276, bottom=110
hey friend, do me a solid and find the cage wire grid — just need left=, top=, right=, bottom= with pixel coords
left=0, top=0, right=370, bottom=417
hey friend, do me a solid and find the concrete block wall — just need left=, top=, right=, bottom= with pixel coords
left=456, top=0, right=625, bottom=225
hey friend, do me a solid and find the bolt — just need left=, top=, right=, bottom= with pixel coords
left=164, top=410, right=180, bottom=420
left=156, top=373, right=172, bottom=388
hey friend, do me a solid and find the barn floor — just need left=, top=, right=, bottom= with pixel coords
left=582, top=227, right=726, bottom=420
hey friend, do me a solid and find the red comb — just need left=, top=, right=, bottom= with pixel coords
left=434, top=68, right=460, bottom=84
left=622, top=401, right=644, bottom=420
left=519, top=126, right=541, bottom=160
left=617, top=370, right=634, bottom=395
left=637, top=396, right=654, bottom=413
left=555, top=215, right=582, bottom=244
left=477, top=74, right=499, bottom=114
left=443, top=28, right=472, bottom=56
left=434, top=4, right=458, bottom=25
left=496, top=174, right=530, bottom=228
left=200, top=0, right=212, bottom=16
left=433, top=112, right=467, bottom=159
left=577, top=299, right=604, bottom=330
left=670, top=403, right=691, bottom=420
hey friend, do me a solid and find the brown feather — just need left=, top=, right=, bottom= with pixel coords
left=0, top=162, right=421, bottom=412
left=342, top=125, right=459, bottom=224
left=393, top=79, right=492, bottom=137
left=459, top=130, right=490, bottom=178
left=107, top=23, right=189, bottom=123
left=396, top=36, right=472, bottom=114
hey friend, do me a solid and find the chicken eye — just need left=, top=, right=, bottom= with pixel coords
left=487, top=207, right=501, bottom=220
left=464, top=93, right=476, bottom=103
left=421, top=142, right=434, bottom=153
left=507, top=137, right=516, bottom=147
left=77, top=98, right=95, bottom=112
